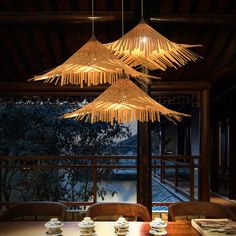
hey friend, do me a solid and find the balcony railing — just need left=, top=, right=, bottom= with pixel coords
left=0, top=155, right=199, bottom=211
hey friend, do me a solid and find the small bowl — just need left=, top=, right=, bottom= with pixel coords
left=115, top=217, right=129, bottom=228
left=114, top=217, right=129, bottom=236
left=79, top=217, right=95, bottom=228
left=79, top=217, right=95, bottom=235
left=45, top=218, right=63, bottom=235
left=149, top=218, right=167, bottom=229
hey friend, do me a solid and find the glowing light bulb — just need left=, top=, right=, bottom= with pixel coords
left=140, top=36, right=147, bottom=43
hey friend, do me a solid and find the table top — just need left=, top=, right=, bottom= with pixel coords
left=0, top=221, right=200, bottom=236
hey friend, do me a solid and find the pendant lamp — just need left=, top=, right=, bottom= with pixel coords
left=62, top=76, right=190, bottom=125
left=29, top=0, right=158, bottom=88
left=30, top=36, right=158, bottom=88
left=62, top=0, right=190, bottom=125
left=105, top=1, right=202, bottom=71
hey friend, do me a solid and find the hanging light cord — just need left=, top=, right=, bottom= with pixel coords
left=91, top=0, right=95, bottom=36
left=122, top=0, right=124, bottom=36
left=121, top=0, right=125, bottom=75
left=141, top=0, right=143, bottom=20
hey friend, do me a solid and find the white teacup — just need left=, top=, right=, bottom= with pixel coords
left=149, top=218, right=167, bottom=235
left=45, top=218, right=63, bottom=234
left=114, top=217, right=129, bottom=236
left=79, top=217, right=95, bottom=235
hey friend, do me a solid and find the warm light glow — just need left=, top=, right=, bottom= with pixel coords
left=63, top=77, right=190, bottom=124
left=30, top=37, right=160, bottom=87
left=140, top=36, right=147, bottom=43
left=105, top=20, right=202, bottom=71
left=88, top=16, right=103, bottom=20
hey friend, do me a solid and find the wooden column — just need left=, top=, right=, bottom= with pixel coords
left=160, top=124, right=165, bottom=183
left=0, top=160, right=1, bottom=208
left=229, top=107, right=236, bottom=199
left=177, top=124, right=185, bottom=155
left=137, top=83, right=152, bottom=215
left=185, top=119, right=192, bottom=156
left=210, top=120, right=219, bottom=193
left=199, top=89, right=210, bottom=201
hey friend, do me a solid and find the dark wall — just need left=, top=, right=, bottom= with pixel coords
left=211, top=85, right=236, bottom=199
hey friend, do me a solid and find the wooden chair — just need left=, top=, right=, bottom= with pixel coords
left=168, top=201, right=236, bottom=222
left=0, top=202, right=66, bottom=221
left=86, top=202, right=151, bottom=222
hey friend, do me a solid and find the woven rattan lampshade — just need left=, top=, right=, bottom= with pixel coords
left=106, top=20, right=202, bottom=71
left=63, top=77, right=190, bottom=124
left=30, top=36, right=158, bottom=88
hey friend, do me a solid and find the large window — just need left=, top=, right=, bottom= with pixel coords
left=0, top=96, right=135, bottom=156
left=0, top=96, right=137, bottom=206
left=151, top=93, right=200, bottom=211
left=0, top=92, right=201, bottom=212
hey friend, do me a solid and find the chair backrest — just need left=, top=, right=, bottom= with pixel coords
left=86, top=202, right=151, bottom=222
left=0, top=202, right=66, bottom=221
left=168, top=201, right=236, bottom=222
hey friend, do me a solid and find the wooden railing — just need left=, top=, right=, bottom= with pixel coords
left=0, top=155, right=200, bottom=211
left=152, top=155, right=199, bottom=201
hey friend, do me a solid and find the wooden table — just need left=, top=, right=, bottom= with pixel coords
left=0, top=221, right=200, bottom=236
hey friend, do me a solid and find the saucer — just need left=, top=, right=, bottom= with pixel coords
left=46, top=229, right=63, bottom=236
left=149, top=229, right=167, bottom=236
left=80, top=233, right=96, bottom=236
left=80, top=229, right=96, bottom=233
left=115, top=225, right=129, bottom=230
left=115, top=231, right=128, bottom=236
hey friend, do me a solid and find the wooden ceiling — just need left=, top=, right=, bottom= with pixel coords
left=0, top=0, right=236, bottom=93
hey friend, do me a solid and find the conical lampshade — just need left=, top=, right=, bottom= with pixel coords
left=63, top=77, right=190, bottom=124
left=30, top=36, right=159, bottom=88
left=106, top=20, right=202, bottom=71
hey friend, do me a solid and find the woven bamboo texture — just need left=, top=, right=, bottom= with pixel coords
left=63, top=78, right=190, bottom=124
left=30, top=36, right=159, bottom=87
left=106, top=20, right=202, bottom=71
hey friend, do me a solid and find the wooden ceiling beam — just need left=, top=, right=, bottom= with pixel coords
left=150, top=14, right=236, bottom=26
left=0, top=81, right=210, bottom=96
left=206, top=62, right=236, bottom=83
left=0, top=11, right=134, bottom=24
left=0, top=32, right=25, bottom=80
left=198, top=29, right=232, bottom=78
left=0, top=12, right=236, bottom=26
left=2, top=28, right=33, bottom=80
